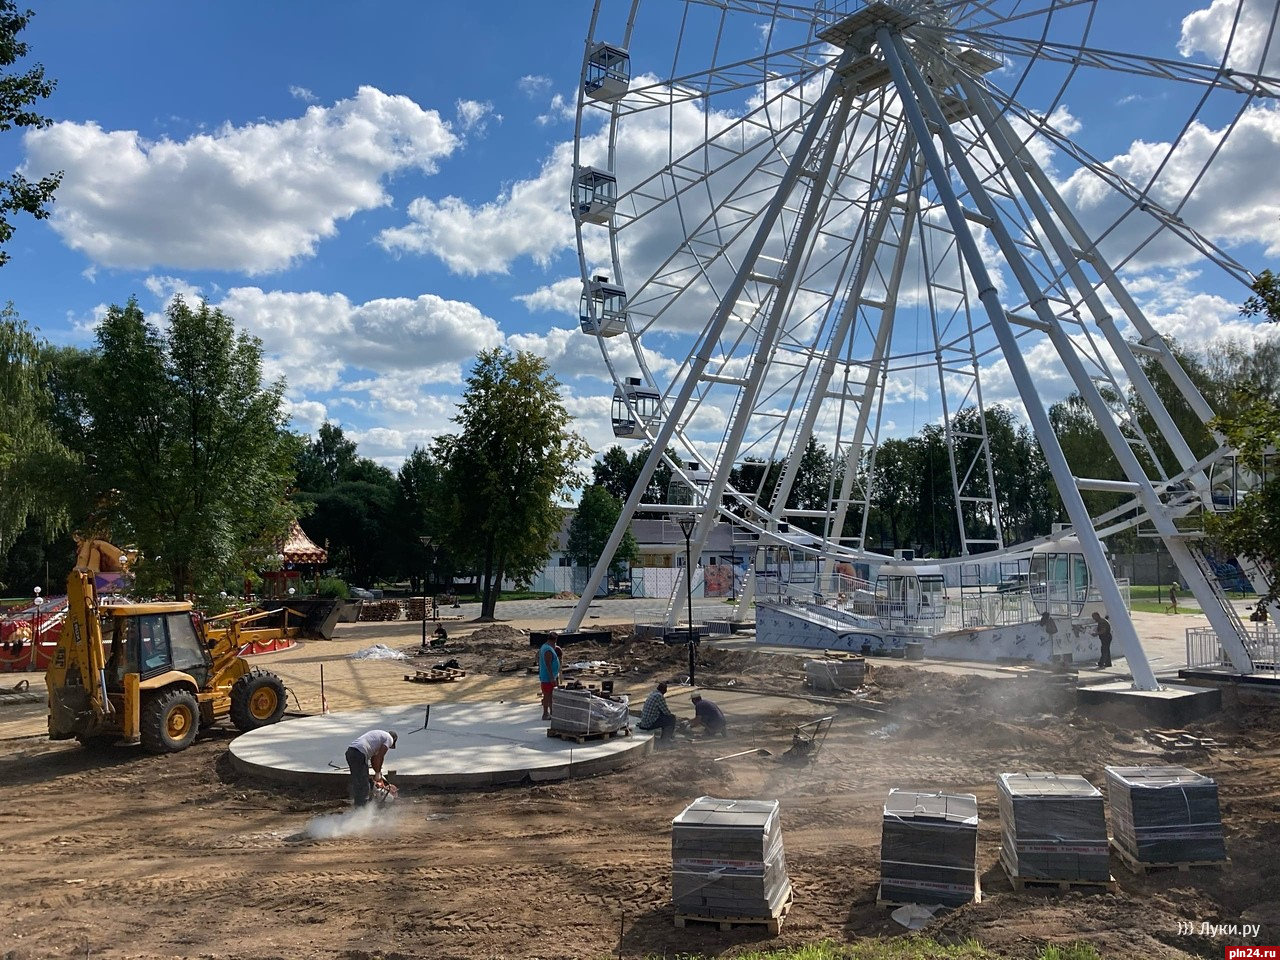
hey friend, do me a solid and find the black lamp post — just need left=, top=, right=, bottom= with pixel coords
left=678, top=516, right=697, bottom=685
left=419, top=536, right=433, bottom=649
left=430, top=543, right=440, bottom=620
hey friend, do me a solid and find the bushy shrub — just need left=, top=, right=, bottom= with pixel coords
left=315, top=577, right=349, bottom=599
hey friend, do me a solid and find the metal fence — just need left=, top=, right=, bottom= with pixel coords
left=1186, top=624, right=1280, bottom=676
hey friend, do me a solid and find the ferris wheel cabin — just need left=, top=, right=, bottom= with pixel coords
left=584, top=42, right=630, bottom=102
left=580, top=276, right=628, bottom=337
left=573, top=167, right=617, bottom=225
left=1028, top=535, right=1107, bottom=622
left=612, top=377, right=660, bottom=439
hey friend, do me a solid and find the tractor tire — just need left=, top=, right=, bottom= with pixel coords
left=140, top=688, right=200, bottom=754
left=230, top=669, right=288, bottom=732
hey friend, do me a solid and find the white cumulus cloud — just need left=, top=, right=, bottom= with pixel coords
left=22, top=86, right=459, bottom=274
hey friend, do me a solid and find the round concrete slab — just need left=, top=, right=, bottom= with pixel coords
left=229, top=701, right=653, bottom=788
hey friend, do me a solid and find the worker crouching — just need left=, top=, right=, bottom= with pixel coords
left=690, top=693, right=727, bottom=737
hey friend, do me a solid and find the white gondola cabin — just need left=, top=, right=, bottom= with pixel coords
left=873, top=563, right=946, bottom=629
left=612, top=376, right=660, bottom=438
left=573, top=166, right=617, bottom=224
left=1028, top=534, right=1105, bottom=620
left=668, top=461, right=710, bottom=506
left=580, top=275, right=628, bottom=337
left=584, top=42, right=630, bottom=102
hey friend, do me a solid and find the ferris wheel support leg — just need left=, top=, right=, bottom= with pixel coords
left=950, top=72, right=1255, bottom=674
left=878, top=27, right=1164, bottom=690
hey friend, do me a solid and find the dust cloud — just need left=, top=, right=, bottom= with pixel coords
left=304, top=804, right=402, bottom=839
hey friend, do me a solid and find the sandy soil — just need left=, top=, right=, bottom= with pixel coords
left=1, top=619, right=1278, bottom=960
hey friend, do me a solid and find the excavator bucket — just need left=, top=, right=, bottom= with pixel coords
left=258, top=598, right=341, bottom=640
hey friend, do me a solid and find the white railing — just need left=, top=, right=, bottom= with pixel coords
left=1186, top=623, right=1280, bottom=675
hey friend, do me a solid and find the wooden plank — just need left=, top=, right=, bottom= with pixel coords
left=1111, top=840, right=1226, bottom=876
left=1000, top=851, right=1116, bottom=893
left=876, top=878, right=982, bottom=908
left=546, top=726, right=631, bottom=743
left=674, top=891, right=793, bottom=935
left=403, top=668, right=467, bottom=684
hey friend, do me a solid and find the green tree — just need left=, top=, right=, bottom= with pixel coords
left=436, top=348, right=590, bottom=619
left=292, top=422, right=401, bottom=587
left=0, top=304, right=75, bottom=548
left=592, top=443, right=673, bottom=504
left=87, top=296, right=299, bottom=598
left=567, top=484, right=638, bottom=586
left=1206, top=391, right=1280, bottom=604
left=1241, top=269, right=1280, bottom=324
left=1, top=2, right=61, bottom=266
left=396, top=445, right=449, bottom=591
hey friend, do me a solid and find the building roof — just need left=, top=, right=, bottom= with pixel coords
left=274, top=519, right=328, bottom=565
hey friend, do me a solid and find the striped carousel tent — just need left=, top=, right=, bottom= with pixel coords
left=276, top=519, right=328, bottom=566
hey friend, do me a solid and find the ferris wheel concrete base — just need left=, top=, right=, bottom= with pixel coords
left=228, top=702, right=654, bottom=789
left=1076, top=680, right=1221, bottom=727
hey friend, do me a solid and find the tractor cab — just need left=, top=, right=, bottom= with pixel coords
left=100, top=603, right=212, bottom=691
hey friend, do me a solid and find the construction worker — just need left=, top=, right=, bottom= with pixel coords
left=346, top=729, right=397, bottom=808
left=638, top=681, right=677, bottom=741
left=538, top=635, right=561, bottom=721
left=690, top=693, right=727, bottom=737
left=1168, top=581, right=1180, bottom=614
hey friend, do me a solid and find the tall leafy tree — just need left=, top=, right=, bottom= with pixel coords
left=87, top=296, right=298, bottom=598
left=395, top=445, right=449, bottom=591
left=567, top=484, right=638, bottom=584
left=294, top=421, right=360, bottom=493
left=1, top=1, right=61, bottom=266
left=0, top=304, right=75, bottom=551
left=437, top=348, right=589, bottom=619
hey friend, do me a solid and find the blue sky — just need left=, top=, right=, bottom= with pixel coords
left=5, top=0, right=1279, bottom=473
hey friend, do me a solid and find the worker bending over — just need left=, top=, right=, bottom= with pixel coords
left=346, top=729, right=397, bottom=807
left=690, top=693, right=727, bottom=737
left=638, top=681, right=677, bottom=741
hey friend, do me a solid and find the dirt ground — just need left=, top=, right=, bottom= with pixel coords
left=2, top=618, right=1279, bottom=960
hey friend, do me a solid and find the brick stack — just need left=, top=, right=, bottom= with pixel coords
left=357, top=599, right=402, bottom=622
left=1105, top=765, right=1226, bottom=865
left=880, top=790, right=980, bottom=906
left=998, top=772, right=1110, bottom=882
left=804, top=657, right=866, bottom=691
left=549, top=687, right=629, bottom=734
left=672, top=797, right=791, bottom=919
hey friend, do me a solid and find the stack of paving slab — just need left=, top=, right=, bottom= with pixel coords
left=1105, top=765, right=1226, bottom=865
left=671, top=797, right=792, bottom=919
left=804, top=657, right=866, bottom=691
left=549, top=687, right=629, bottom=734
left=998, top=772, right=1110, bottom=882
left=880, top=789, right=980, bottom=906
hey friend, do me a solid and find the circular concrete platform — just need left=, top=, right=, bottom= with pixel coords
left=229, top=702, right=654, bottom=788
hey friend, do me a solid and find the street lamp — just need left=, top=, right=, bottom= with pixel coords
left=419, top=536, right=433, bottom=649
left=678, top=516, right=697, bottom=685
left=32, top=586, right=43, bottom=648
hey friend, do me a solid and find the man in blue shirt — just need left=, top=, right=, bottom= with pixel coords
left=538, top=636, right=561, bottom=720
left=690, top=693, right=727, bottom=737
left=638, top=681, right=677, bottom=741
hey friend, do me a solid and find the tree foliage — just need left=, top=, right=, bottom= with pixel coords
left=1241, top=269, right=1280, bottom=324
left=567, top=484, right=638, bottom=581
left=0, top=303, right=74, bottom=548
left=1, top=1, right=61, bottom=266
left=86, top=296, right=298, bottom=598
left=592, top=443, right=674, bottom=504
left=436, top=349, right=590, bottom=618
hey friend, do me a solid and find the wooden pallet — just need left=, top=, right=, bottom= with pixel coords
left=546, top=725, right=630, bottom=743
left=1144, top=730, right=1219, bottom=749
left=1000, top=852, right=1116, bottom=893
left=876, top=879, right=982, bottom=908
left=674, top=891, right=793, bottom=935
left=403, top=668, right=466, bottom=683
left=569, top=663, right=623, bottom=677
left=1110, top=841, right=1226, bottom=876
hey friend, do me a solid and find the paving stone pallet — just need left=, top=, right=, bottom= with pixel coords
left=997, top=772, right=1111, bottom=883
left=1105, top=764, right=1226, bottom=866
left=403, top=668, right=467, bottom=683
left=1110, top=840, right=1227, bottom=875
left=880, top=789, right=980, bottom=908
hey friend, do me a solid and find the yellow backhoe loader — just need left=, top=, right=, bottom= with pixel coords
left=46, top=539, right=334, bottom=753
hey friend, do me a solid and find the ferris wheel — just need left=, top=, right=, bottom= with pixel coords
left=565, top=0, right=1277, bottom=678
